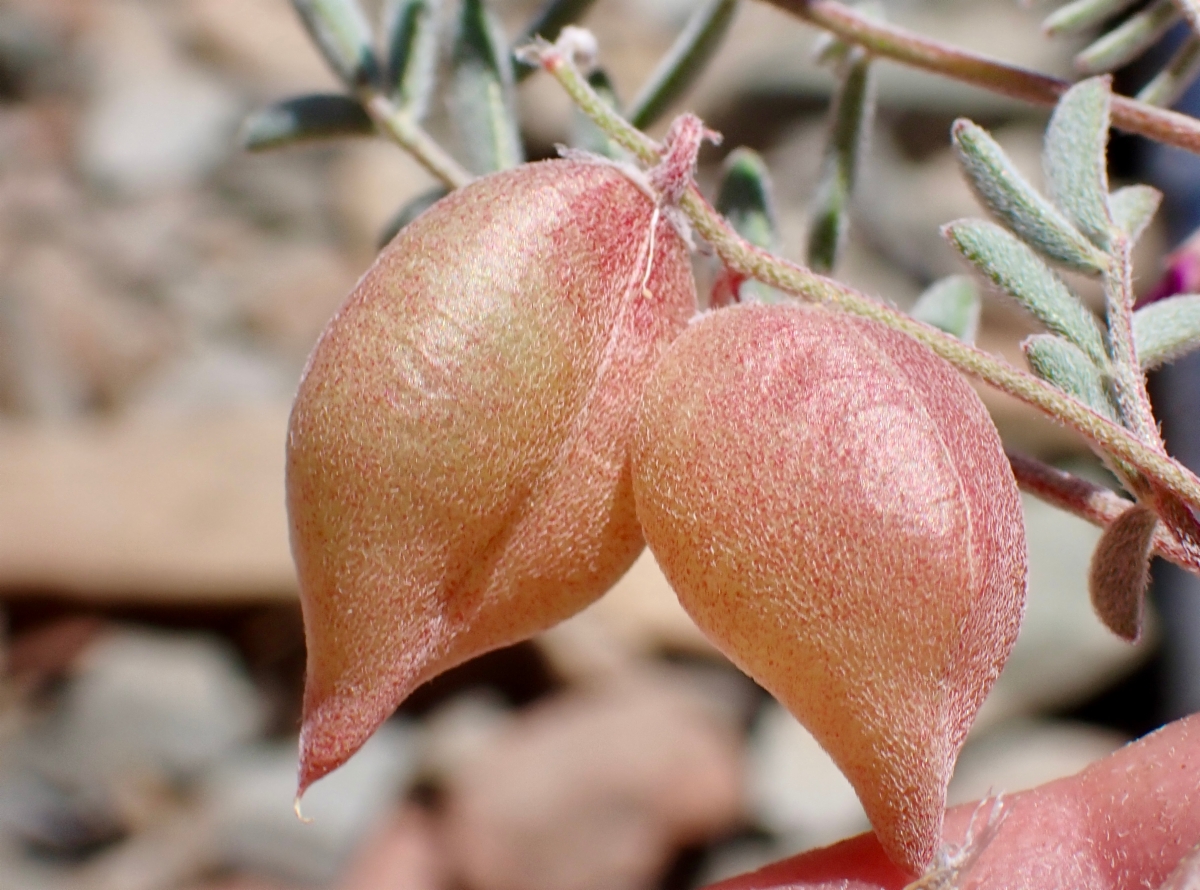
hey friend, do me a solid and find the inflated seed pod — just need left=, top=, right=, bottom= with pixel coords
left=632, top=303, right=1027, bottom=876
left=288, top=159, right=696, bottom=796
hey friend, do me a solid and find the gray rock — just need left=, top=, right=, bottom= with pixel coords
left=744, top=702, right=868, bottom=855
left=416, top=691, right=513, bottom=787
left=79, top=1, right=240, bottom=195
left=81, top=73, right=236, bottom=195
left=322, top=804, right=447, bottom=890
left=0, top=406, right=296, bottom=601
left=25, top=628, right=264, bottom=784
left=443, top=674, right=743, bottom=890
left=0, top=244, right=173, bottom=418
left=179, top=0, right=341, bottom=94
left=205, top=722, right=418, bottom=885
left=948, top=718, right=1126, bottom=806
left=978, top=495, right=1156, bottom=725
left=0, top=799, right=215, bottom=890
left=130, top=344, right=295, bottom=415
left=0, top=628, right=261, bottom=881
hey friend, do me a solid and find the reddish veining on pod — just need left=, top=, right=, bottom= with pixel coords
left=287, top=159, right=696, bottom=796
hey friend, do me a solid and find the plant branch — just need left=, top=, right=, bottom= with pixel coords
left=1098, top=238, right=1200, bottom=561
left=1008, top=451, right=1200, bottom=574
left=361, top=92, right=473, bottom=189
left=529, top=38, right=1200, bottom=525
left=687, top=195, right=1200, bottom=507
left=758, top=0, right=1200, bottom=156
left=1105, top=236, right=1162, bottom=446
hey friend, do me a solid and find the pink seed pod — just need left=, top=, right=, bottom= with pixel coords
left=632, top=303, right=1027, bottom=876
left=287, top=159, right=696, bottom=797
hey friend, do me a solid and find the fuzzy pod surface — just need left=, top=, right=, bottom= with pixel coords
left=287, top=159, right=697, bottom=796
left=632, top=303, right=1027, bottom=875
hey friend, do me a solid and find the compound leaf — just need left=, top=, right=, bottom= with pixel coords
left=1044, top=77, right=1114, bottom=251
left=945, top=218, right=1108, bottom=364
left=717, top=147, right=778, bottom=251
left=382, top=0, right=440, bottom=118
left=1022, top=333, right=1115, bottom=416
left=1109, top=184, right=1161, bottom=243
left=240, top=94, right=373, bottom=151
left=1137, top=34, right=1200, bottom=107
left=911, top=276, right=981, bottom=343
left=952, top=118, right=1107, bottom=275
left=807, top=48, right=873, bottom=274
left=1043, top=0, right=1143, bottom=36
left=292, top=0, right=379, bottom=87
left=1133, top=293, right=1200, bottom=368
left=716, top=147, right=785, bottom=303
left=628, top=0, right=739, bottom=129
left=451, top=0, right=523, bottom=174
left=1075, top=0, right=1178, bottom=75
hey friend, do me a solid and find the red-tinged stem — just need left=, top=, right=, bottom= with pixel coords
left=760, top=0, right=1200, bottom=156
left=1007, top=451, right=1200, bottom=574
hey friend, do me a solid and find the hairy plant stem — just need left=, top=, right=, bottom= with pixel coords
left=1105, top=237, right=1162, bottom=447
left=530, top=40, right=1200, bottom=531
left=759, top=0, right=1200, bottom=156
left=1101, top=238, right=1200, bottom=561
left=361, top=92, right=473, bottom=189
left=1008, top=452, right=1200, bottom=573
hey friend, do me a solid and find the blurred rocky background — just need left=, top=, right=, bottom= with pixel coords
left=0, top=0, right=1188, bottom=887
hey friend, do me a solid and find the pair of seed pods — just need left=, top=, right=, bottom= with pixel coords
left=285, top=159, right=1027, bottom=877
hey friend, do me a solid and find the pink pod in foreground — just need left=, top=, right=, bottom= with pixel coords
left=287, top=159, right=696, bottom=795
left=632, top=303, right=1027, bottom=876
left=707, top=714, right=1200, bottom=890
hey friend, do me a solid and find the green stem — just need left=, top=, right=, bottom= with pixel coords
left=535, top=42, right=1200, bottom=519
left=361, top=92, right=473, bottom=189
left=627, top=0, right=741, bottom=129
left=759, top=0, right=1200, bottom=156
